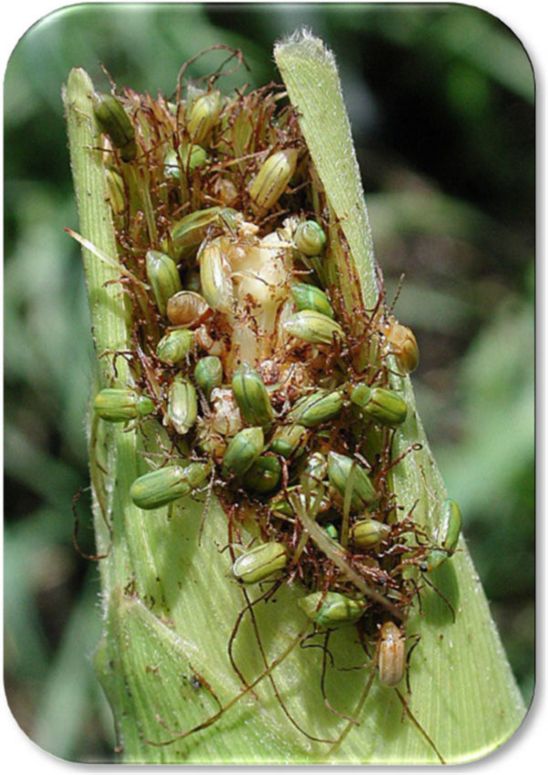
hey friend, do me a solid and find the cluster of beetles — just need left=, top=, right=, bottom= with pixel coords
left=87, top=64, right=462, bottom=728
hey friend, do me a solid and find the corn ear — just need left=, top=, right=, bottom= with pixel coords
left=64, top=32, right=525, bottom=766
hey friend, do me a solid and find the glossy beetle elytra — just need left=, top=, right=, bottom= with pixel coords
left=232, top=542, right=288, bottom=584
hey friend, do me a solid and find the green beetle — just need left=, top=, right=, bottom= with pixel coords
left=288, top=389, right=343, bottom=428
left=351, top=384, right=408, bottom=427
left=130, top=462, right=210, bottom=510
left=294, top=220, right=327, bottom=256
left=146, top=251, right=182, bottom=315
left=222, top=427, right=264, bottom=478
left=328, top=452, right=377, bottom=510
left=299, top=591, right=366, bottom=627
left=232, top=364, right=274, bottom=428
left=232, top=542, right=288, bottom=584
left=284, top=310, right=344, bottom=345
left=94, top=388, right=154, bottom=422
left=290, top=283, right=334, bottom=318
left=194, top=356, right=223, bottom=399
left=93, top=93, right=136, bottom=162
left=156, top=329, right=194, bottom=365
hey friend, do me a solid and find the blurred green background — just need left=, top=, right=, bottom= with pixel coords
left=4, top=3, right=534, bottom=762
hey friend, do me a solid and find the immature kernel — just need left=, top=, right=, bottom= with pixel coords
left=232, top=542, right=288, bottom=584
left=170, top=207, right=220, bottom=257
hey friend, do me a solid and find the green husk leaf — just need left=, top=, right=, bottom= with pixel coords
left=64, top=30, right=525, bottom=766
